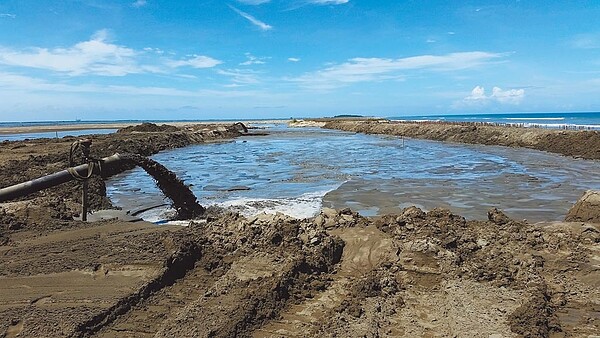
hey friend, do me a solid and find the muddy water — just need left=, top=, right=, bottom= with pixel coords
left=121, top=154, right=204, bottom=219
left=107, top=125, right=600, bottom=222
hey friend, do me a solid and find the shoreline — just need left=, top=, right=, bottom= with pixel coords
left=322, top=119, right=600, bottom=160
left=0, top=120, right=290, bottom=135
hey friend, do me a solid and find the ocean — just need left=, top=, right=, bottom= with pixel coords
left=388, top=111, right=600, bottom=130
left=0, top=129, right=117, bottom=141
left=1, top=112, right=599, bottom=137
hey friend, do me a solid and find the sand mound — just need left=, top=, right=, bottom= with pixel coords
left=118, top=123, right=180, bottom=133
left=566, top=190, right=600, bottom=223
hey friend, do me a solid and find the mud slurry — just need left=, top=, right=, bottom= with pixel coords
left=1, top=206, right=599, bottom=337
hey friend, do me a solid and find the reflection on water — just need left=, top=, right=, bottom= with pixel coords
left=107, top=125, right=600, bottom=221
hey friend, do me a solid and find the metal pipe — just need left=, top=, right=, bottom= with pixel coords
left=0, top=153, right=123, bottom=203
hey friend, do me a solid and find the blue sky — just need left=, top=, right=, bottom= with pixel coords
left=0, top=0, right=599, bottom=121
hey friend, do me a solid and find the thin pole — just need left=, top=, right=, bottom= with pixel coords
left=81, top=180, right=88, bottom=221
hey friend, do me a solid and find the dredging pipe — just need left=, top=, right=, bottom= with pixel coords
left=0, top=153, right=123, bottom=203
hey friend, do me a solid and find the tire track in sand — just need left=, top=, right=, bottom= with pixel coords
left=253, top=225, right=397, bottom=337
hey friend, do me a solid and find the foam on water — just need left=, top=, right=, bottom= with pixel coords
left=390, top=112, right=600, bottom=130
left=217, top=189, right=337, bottom=219
left=137, top=207, right=176, bottom=223
left=505, top=117, right=565, bottom=121
left=520, top=123, right=600, bottom=129
left=133, top=189, right=336, bottom=222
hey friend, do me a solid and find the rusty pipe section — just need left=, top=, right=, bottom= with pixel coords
left=0, top=153, right=123, bottom=203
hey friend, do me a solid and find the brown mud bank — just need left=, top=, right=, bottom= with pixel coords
left=0, top=123, right=247, bottom=221
left=1, top=207, right=599, bottom=337
left=323, top=120, right=600, bottom=160
left=1, top=120, right=599, bottom=337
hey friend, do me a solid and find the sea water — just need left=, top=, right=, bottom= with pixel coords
left=390, top=111, right=600, bottom=129
left=106, top=124, right=600, bottom=222
left=0, top=129, right=117, bottom=141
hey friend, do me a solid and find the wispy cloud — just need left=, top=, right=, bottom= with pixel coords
left=237, top=0, right=271, bottom=4
left=288, top=57, right=301, bottom=62
left=239, top=52, right=268, bottom=65
left=0, top=13, right=16, bottom=19
left=308, top=0, right=349, bottom=4
left=462, top=85, right=525, bottom=105
left=569, top=33, right=600, bottom=49
left=0, top=30, right=221, bottom=76
left=217, top=68, right=262, bottom=85
left=132, top=0, right=147, bottom=8
left=291, top=51, right=507, bottom=89
left=0, top=71, right=262, bottom=98
left=0, top=29, right=143, bottom=76
left=143, top=47, right=164, bottom=54
left=228, top=5, right=273, bottom=31
left=166, top=55, right=222, bottom=68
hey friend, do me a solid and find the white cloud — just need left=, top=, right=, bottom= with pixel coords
left=570, top=34, right=600, bottom=49
left=309, top=0, right=349, bottom=4
left=228, top=5, right=273, bottom=31
left=240, top=52, right=268, bottom=65
left=0, top=72, right=53, bottom=89
left=132, top=0, right=147, bottom=8
left=0, top=71, right=261, bottom=99
left=143, top=47, right=164, bottom=54
left=491, top=86, right=525, bottom=104
left=217, top=68, right=262, bottom=85
left=463, top=85, right=525, bottom=105
left=464, top=85, right=486, bottom=101
left=0, top=13, right=16, bottom=19
left=224, top=83, right=244, bottom=88
left=291, top=51, right=505, bottom=89
left=0, top=31, right=221, bottom=76
left=166, top=55, right=222, bottom=68
left=237, top=0, right=271, bottom=4
left=288, top=57, right=301, bottom=62
left=0, top=29, right=143, bottom=76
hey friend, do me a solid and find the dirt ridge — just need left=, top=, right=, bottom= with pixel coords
left=73, top=240, right=202, bottom=337
left=323, top=120, right=600, bottom=160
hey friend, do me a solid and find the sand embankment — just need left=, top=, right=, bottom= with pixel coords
left=323, top=120, right=600, bottom=160
left=0, top=120, right=289, bottom=135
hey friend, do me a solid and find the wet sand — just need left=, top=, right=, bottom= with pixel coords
left=0, top=120, right=289, bottom=135
left=1, top=122, right=599, bottom=337
left=2, top=205, right=599, bottom=337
